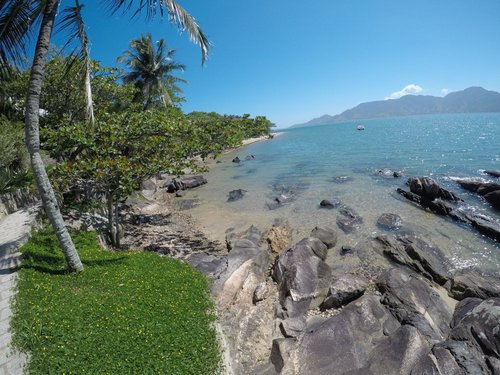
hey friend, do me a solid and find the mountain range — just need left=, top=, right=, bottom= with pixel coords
left=291, top=87, right=500, bottom=128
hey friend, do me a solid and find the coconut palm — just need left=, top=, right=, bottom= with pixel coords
left=0, top=0, right=209, bottom=272
left=119, top=33, right=186, bottom=109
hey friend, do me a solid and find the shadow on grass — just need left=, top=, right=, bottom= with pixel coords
left=18, top=252, right=128, bottom=275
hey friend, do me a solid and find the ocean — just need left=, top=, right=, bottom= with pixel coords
left=183, top=113, right=500, bottom=272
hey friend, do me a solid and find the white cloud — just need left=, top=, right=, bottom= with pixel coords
left=441, top=88, right=450, bottom=96
left=385, top=84, right=423, bottom=100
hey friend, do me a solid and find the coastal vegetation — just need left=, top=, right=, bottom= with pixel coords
left=12, top=229, right=221, bottom=374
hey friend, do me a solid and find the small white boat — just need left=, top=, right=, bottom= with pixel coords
left=357, top=125, right=365, bottom=130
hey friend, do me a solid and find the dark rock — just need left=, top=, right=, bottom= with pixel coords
left=252, top=282, right=269, bottom=304
left=408, top=176, right=462, bottom=202
left=232, top=156, right=241, bottom=163
left=485, top=170, right=500, bottom=178
left=485, top=190, right=500, bottom=209
left=430, top=346, right=465, bottom=375
left=456, top=179, right=500, bottom=196
left=450, top=297, right=483, bottom=328
left=332, top=175, right=354, bottom=183
left=273, top=237, right=331, bottom=317
left=185, top=252, right=227, bottom=279
left=364, top=325, right=430, bottom=375
left=216, top=160, right=222, bottom=164
left=227, top=189, right=247, bottom=202
left=397, top=188, right=454, bottom=215
left=244, top=154, right=255, bottom=160
left=376, top=168, right=402, bottom=178
left=340, top=246, right=354, bottom=255
left=295, top=295, right=400, bottom=375
left=310, top=226, right=338, bottom=249
left=377, top=213, right=403, bottom=231
left=434, top=340, right=490, bottom=374
left=165, top=174, right=207, bottom=192
left=175, top=190, right=184, bottom=197
left=270, top=338, right=297, bottom=373
left=450, top=298, right=500, bottom=359
left=336, top=207, right=363, bottom=233
left=446, top=268, right=500, bottom=300
left=319, top=198, right=341, bottom=208
left=321, top=274, right=368, bottom=309
left=280, top=316, right=306, bottom=338
left=374, top=234, right=451, bottom=285
left=377, top=268, right=453, bottom=343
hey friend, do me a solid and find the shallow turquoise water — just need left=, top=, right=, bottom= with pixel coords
left=186, top=113, right=500, bottom=272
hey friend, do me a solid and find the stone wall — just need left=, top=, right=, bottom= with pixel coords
left=0, top=188, right=38, bottom=220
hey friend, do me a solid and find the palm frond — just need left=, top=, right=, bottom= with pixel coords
left=105, top=0, right=210, bottom=63
left=0, top=0, right=44, bottom=74
left=57, top=0, right=94, bottom=125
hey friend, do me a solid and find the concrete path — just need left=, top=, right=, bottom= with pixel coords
left=0, top=205, right=40, bottom=375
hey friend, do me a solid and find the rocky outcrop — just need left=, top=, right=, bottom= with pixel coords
left=273, top=295, right=400, bottom=374
left=215, top=226, right=276, bottom=373
left=373, top=234, right=451, bottom=285
left=445, top=268, right=500, bottom=300
left=377, top=268, right=453, bottom=343
left=456, top=179, right=500, bottom=209
left=273, top=237, right=331, bottom=318
left=484, top=170, right=500, bottom=178
left=165, top=174, right=207, bottom=193
left=398, top=176, right=500, bottom=241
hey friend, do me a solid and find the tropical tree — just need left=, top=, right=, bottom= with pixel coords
left=118, top=33, right=187, bottom=109
left=0, top=0, right=209, bottom=272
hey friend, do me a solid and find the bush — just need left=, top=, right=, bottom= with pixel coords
left=12, top=229, right=221, bottom=374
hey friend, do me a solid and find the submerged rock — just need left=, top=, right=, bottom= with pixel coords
left=227, top=189, right=247, bottom=202
left=319, top=198, right=341, bottom=208
left=336, top=207, right=363, bottom=233
left=377, top=213, right=403, bottom=231
left=332, top=175, right=354, bottom=184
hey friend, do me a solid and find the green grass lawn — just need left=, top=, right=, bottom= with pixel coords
left=11, top=229, right=221, bottom=374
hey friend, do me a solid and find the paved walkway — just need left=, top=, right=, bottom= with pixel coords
left=0, top=205, right=40, bottom=375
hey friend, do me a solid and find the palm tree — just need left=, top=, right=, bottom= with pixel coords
left=0, top=0, right=210, bottom=272
left=118, top=33, right=186, bottom=109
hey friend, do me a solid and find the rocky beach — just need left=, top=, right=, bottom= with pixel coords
left=110, top=125, right=500, bottom=375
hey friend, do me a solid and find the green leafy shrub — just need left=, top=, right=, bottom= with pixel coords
left=12, top=229, right=221, bottom=374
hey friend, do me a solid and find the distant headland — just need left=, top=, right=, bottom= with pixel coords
left=291, top=86, right=500, bottom=128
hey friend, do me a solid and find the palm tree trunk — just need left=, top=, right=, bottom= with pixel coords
left=25, top=0, right=83, bottom=273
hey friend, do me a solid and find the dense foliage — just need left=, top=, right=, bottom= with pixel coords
left=12, top=229, right=221, bottom=374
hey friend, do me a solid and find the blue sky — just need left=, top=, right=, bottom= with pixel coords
left=67, top=0, right=500, bottom=128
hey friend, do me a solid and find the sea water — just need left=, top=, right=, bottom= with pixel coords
left=184, top=113, right=500, bottom=272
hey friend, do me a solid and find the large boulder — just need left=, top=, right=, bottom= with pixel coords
left=485, top=190, right=500, bottom=210
left=445, top=268, right=500, bottom=300
left=363, top=325, right=430, bottom=375
left=377, top=268, right=453, bottom=343
left=408, top=176, right=462, bottom=202
left=373, top=234, right=451, bottom=285
left=273, top=237, right=331, bottom=317
left=310, top=226, right=338, bottom=249
left=288, top=295, right=400, bottom=375
left=320, top=274, right=368, bottom=310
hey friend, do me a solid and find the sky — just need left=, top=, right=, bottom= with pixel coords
left=54, top=0, right=500, bottom=128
